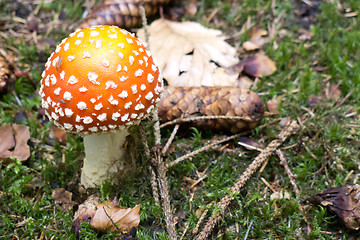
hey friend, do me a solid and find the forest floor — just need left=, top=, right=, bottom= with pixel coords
left=1, top=0, right=360, bottom=239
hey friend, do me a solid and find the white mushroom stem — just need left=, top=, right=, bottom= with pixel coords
left=81, top=129, right=129, bottom=188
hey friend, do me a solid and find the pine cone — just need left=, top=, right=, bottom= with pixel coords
left=158, top=86, right=264, bottom=133
left=78, top=0, right=170, bottom=29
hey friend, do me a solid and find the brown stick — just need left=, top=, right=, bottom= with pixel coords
left=276, top=149, right=300, bottom=195
left=194, top=121, right=300, bottom=240
left=140, top=6, right=177, bottom=239
left=154, top=150, right=178, bottom=239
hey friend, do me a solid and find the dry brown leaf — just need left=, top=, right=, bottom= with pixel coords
left=270, top=190, right=291, bottom=200
left=238, top=136, right=264, bottom=151
left=304, top=184, right=360, bottom=230
left=236, top=76, right=254, bottom=89
left=0, top=123, right=30, bottom=165
left=249, top=28, right=269, bottom=48
left=52, top=188, right=76, bottom=212
left=324, top=83, right=341, bottom=102
left=242, top=41, right=260, bottom=51
left=137, top=19, right=239, bottom=87
left=241, top=53, right=277, bottom=77
left=50, top=125, right=67, bottom=145
left=0, top=52, right=11, bottom=94
left=266, top=96, right=281, bottom=114
left=72, top=194, right=101, bottom=236
left=90, top=199, right=140, bottom=233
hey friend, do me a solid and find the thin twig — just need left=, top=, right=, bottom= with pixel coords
left=150, top=167, right=160, bottom=206
left=195, top=121, right=300, bottom=240
left=167, top=133, right=245, bottom=169
left=140, top=6, right=176, bottom=239
left=167, top=118, right=282, bottom=169
left=192, top=206, right=211, bottom=235
left=155, top=150, right=178, bottom=240
left=334, top=89, right=352, bottom=109
left=139, top=125, right=160, bottom=205
left=140, top=6, right=150, bottom=50
left=243, top=220, right=253, bottom=240
left=162, top=124, right=180, bottom=155
left=160, top=115, right=253, bottom=129
left=276, top=149, right=300, bottom=195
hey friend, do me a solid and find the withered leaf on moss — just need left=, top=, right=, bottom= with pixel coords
left=90, top=200, right=140, bottom=233
left=0, top=123, right=30, bottom=165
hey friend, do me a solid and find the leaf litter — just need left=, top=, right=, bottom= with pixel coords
left=72, top=195, right=140, bottom=236
left=137, top=19, right=277, bottom=88
left=0, top=123, right=30, bottom=165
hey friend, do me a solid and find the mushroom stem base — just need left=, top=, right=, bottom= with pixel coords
left=81, top=129, right=129, bottom=188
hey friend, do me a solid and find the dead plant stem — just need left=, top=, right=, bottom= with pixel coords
left=276, top=149, right=300, bottom=195
left=141, top=6, right=176, bottom=239
left=195, top=121, right=300, bottom=240
left=155, top=151, right=178, bottom=240
left=167, top=133, right=244, bottom=169
left=162, top=124, right=180, bottom=155
left=160, top=115, right=253, bottom=129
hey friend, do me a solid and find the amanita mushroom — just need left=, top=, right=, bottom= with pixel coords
left=39, top=25, right=163, bottom=188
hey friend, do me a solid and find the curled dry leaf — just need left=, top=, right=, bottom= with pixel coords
left=90, top=199, right=140, bottom=233
left=304, top=184, right=360, bottom=230
left=137, top=19, right=240, bottom=87
left=52, top=188, right=76, bottom=212
left=266, top=96, right=281, bottom=114
left=238, top=136, right=264, bottom=151
left=0, top=123, right=30, bottom=165
left=72, top=194, right=101, bottom=236
left=270, top=190, right=291, bottom=200
left=236, top=76, right=254, bottom=89
left=242, top=41, right=260, bottom=51
left=249, top=28, right=269, bottom=48
left=324, top=83, right=341, bottom=102
left=158, top=86, right=264, bottom=133
left=241, top=53, right=277, bottom=77
left=50, top=125, right=67, bottom=145
left=78, top=0, right=170, bottom=29
left=0, top=52, right=11, bottom=94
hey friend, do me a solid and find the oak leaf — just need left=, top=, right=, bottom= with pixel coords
left=0, top=123, right=30, bottom=165
left=90, top=199, right=140, bottom=233
left=52, top=188, right=76, bottom=212
left=137, top=19, right=239, bottom=87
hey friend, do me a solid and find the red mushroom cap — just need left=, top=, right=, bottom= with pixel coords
left=39, top=25, right=163, bottom=135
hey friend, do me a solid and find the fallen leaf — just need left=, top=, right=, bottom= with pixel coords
left=270, top=190, right=291, bottom=200
left=137, top=19, right=239, bottom=87
left=242, top=41, right=260, bottom=51
left=90, top=199, right=140, bottom=233
left=324, top=83, right=341, bottom=102
left=308, top=95, right=324, bottom=107
left=50, top=125, right=67, bottom=145
left=0, top=52, right=11, bottom=94
left=52, top=188, right=76, bottom=212
left=238, top=136, right=264, bottom=151
left=249, top=28, right=269, bottom=48
left=266, top=96, right=281, bottom=114
left=241, top=53, right=277, bottom=77
left=0, top=123, right=30, bottom=165
left=72, top=194, right=101, bottom=236
left=304, top=184, right=360, bottom=230
left=236, top=76, right=254, bottom=88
